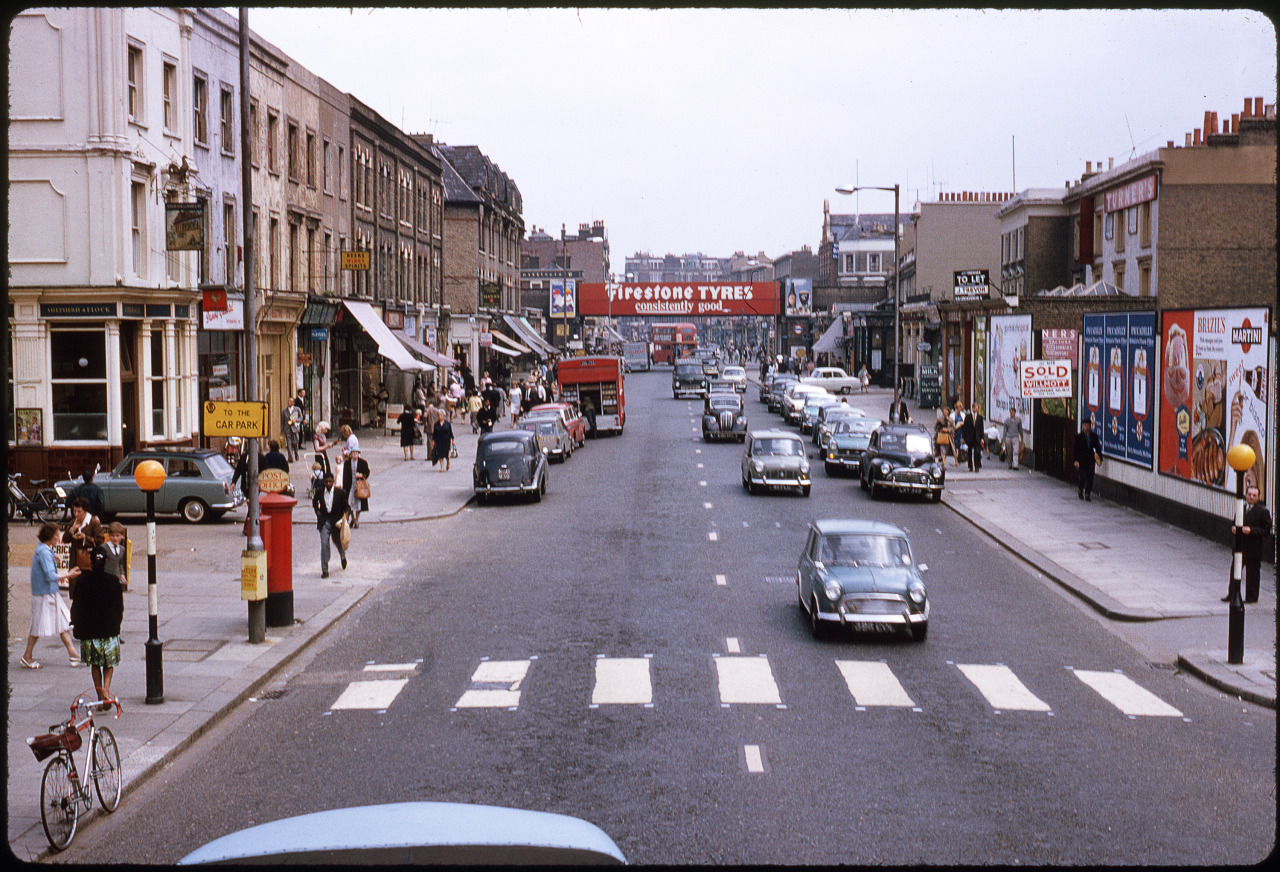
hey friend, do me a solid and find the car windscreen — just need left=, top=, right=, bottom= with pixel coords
left=723, top=368, right=745, bottom=377
left=707, top=397, right=739, bottom=411
left=879, top=433, right=933, bottom=454
left=676, top=364, right=702, bottom=375
left=204, top=454, right=234, bottom=477
left=753, top=438, right=804, bottom=456
left=479, top=439, right=528, bottom=458
left=818, top=534, right=913, bottom=568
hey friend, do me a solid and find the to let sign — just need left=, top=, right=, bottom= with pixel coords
left=953, top=270, right=990, bottom=300
left=1019, top=359, right=1073, bottom=398
left=203, top=400, right=270, bottom=437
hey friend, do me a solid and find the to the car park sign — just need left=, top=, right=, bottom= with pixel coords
left=203, top=400, right=270, bottom=437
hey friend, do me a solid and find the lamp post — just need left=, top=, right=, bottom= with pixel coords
left=835, top=183, right=900, bottom=393
left=1225, top=444, right=1257, bottom=664
left=133, top=459, right=166, bottom=704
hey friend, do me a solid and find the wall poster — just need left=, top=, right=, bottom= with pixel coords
left=1158, top=307, right=1269, bottom=498
left=987, top=314, right=1033, bottom=447
left=1081, top=312, right=1155, bottom=468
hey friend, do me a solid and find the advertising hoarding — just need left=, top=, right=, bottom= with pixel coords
left=987, top=314, right=1033, bottom=447
left=1082, top=312, right=1155, bottom=468
left=576, top=282, right=777, bottom=317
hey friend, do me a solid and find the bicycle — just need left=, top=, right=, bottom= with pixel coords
left=7, top=471, right=68, bottom=524
left=27, top=690, right=123, bottom=851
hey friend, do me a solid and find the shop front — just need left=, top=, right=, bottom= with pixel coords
left=332, top=300, right=432, bottom=430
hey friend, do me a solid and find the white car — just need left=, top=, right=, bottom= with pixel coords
left=720, top=365, right=748, bottom=392
left=800, top=366, right=862, bottom=394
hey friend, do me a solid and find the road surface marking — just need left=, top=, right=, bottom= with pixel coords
left=957, top=664, right=1051, bottom=712
left=1072, top=669, right=1183, bottom=718
left=715, top=574, right=727, bottom=586
left=699, top=481, right=707, bottom=487
left=835, top=660, right=917, bottom=708
left=708, top=531, right=718, bottom=541
left=726, top=637, right=741, bottom=654
left=362, top=662, right=419, bottom=672
left=591, top=657, right=653, bottom=706
left=454, top=659, right=531, bottom=709
left=330, top=679, right=409, bottom=711
left=697, top=463, right=704, bottom=469
left=704, top=502, right=713, bottom=509
left=715, top=655, right=782, bottom=705
left=744, top=744, right=765, bottom=773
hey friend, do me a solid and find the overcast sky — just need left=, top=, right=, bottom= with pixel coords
left=243, top=7, right=1275, bottom=274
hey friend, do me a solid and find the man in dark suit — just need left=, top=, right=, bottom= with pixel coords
left=962, top=403, right=985, bottom=472
left=1226, top=484, right=1272, bottom=603
left=312, top=472, right=348, bottom=579
left=1073, top=418, right=1104, bottom=501
left=889, top=392, right=910, bottom=424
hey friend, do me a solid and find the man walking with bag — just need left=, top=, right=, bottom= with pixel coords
left=1073, top=417, right=1104, bottom=501
left=312, top=472, right=348, bottom=579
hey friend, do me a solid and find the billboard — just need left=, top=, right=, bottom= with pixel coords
left=987, top=314, right=1033, bottom=446
left=577, top=282, right=777, bottom=317
left=550, top=279, right=577, bottom=318
left=1158, top=307, right=1269, bottom=498
left=1081, top=312, right=1155, bottom=468
left=783, top=278, right=812, bottom=316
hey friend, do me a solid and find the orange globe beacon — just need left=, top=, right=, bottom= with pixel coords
left=1226, top=443, right=1256, bottom=473
left=133, top=459, right=167, bottom=491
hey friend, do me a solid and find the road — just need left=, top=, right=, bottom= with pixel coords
left=61, top=370, right=1276, bottom=865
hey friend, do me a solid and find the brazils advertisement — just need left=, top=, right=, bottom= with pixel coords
left=1081, top=312, right=1155, bottom=468
left=1158, top=307, right=1269, bottom=498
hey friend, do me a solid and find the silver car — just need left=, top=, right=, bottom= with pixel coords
left=741, top=429, right=811, bottom=496
left=720, top=365, right=748, bottom=393
left=56, top=448, right=243, bottom=523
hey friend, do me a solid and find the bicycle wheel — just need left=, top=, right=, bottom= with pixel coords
left=40, top=755, right=78, bottom=851
left=90, top=727, right=122, bottom=812
left=35, top=492, right=64, bottom=523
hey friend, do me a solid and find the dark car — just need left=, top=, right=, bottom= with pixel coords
left=56, top=448, right=243, bottom=523
left=672, top=360, right=709, bottom=398
left=693, top=348, right=720, bottom=377
left=797, top=518, right=930, bottom=640
left=702, top=391, right=748, bottom=442
left=824, top=417, right=880, bottom=476
left=473, top=431, right=548, bottom=504
left=766, top=375, right=800, bottom=412
left=860, top=424, right=945, bottom=501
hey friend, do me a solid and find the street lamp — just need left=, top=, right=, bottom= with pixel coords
left=133, top=459, right=166, bottom=704
left=1225, top=443, right=1257, bottom=664
left=835, top=183, right=900, bottom=393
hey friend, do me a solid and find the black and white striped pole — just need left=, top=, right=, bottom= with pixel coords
left=133, top=459, right=166, bottom=704
left=1225, top=443, right=1257, bottom=665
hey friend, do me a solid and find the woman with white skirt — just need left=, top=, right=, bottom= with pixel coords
left=21, top=522, right=83, bottom=669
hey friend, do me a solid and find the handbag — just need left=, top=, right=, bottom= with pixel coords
left=354, top=476, right=371, bottom=500
left=449, top=444, right=458, bottom=459
left=337, top=515, right=351, bottom=550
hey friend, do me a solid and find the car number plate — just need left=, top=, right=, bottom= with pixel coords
left=498, top=469, right=511, bottom=481
left=852, top=622, right=895, bottom=634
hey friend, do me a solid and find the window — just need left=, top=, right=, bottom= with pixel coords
left=150, top=329, right=166, bottom=436
left=287, top=122, right=299, bottom=180
left=269, top=215, right=280, bottom=289
left=322, top=139, right=331, bottom=193
left=267, top=111, right=278, bottom=172
left=131, top=181, right=147, bottom=277
left=843, top=253, right=855, bottom=273
left=195, top=194, right=210, bottom=284
left=51, top=330, right=108, bottom=441
left=306, top=225, right=315, bottom=292
left=1113, top=262, right=1124, bottom=292
left=867, top=252, right=882, bottom=273
left=223, top=201, right=236, bottom=285
left=1138, top=202, right=1151, bottom=246
left=1092, top=210, right=1102, bottom=259
left=198, top=330, right=240, bottom=402
left=323, top=231, right=332, bottom=292
left=288, top=221, right=298, bottom=291
left=193, top=72, right=208, bottom=144
left=248, top=100, right=258, bottom=166
left=127, top=42, right=144, bottom=123
left=1114, top=212, right=1124, bottom=253
left=162, top=60, right=176, bottom=131
left=338, top=145, right=346, bottom=199
left=1138, top=259, right=1152, bottom=297
left=219, top=86, right=234, bottom=154
left=306, top=131, right=316, bottom=187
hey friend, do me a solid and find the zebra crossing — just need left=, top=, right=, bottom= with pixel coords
left=324, top=653, right=1189, bottom=722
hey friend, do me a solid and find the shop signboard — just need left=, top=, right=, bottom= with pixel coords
left=577, top=282, right=778, bottom=317
left=918, top=363, right=941, bottom=409
left=1158, top=307, right=1269, bottom=498
left=987, top=314, right=1033, bottom=447
left=1081, top=312, right=1155, bottom=468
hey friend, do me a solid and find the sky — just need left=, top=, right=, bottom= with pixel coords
left=242, top=7, right=1276, bottom=273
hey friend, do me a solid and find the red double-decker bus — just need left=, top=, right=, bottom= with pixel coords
left=650, top=322, right=697, bottom=366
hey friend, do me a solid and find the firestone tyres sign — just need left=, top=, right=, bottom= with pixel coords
left=576, top=282, right=777, bottom=317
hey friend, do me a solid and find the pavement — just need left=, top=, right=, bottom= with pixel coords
left=6, top=376, right=1275, bottom=860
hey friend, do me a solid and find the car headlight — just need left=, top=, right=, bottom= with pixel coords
left=880, top=461, right=892, bottom=475
left=753, top=460, right=764, bottom=473
left=823, top=578, right=843, bottom=602
left=908, top=584, right=926, bottom=604
left=800, top=461, right=810, bottom=474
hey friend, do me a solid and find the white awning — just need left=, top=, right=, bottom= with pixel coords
left=394, top=330, right=453, bottom=369
left=342, top=301, right=430, bottom=372
left=504, top=314, right=558, bottom=359
left=484, top=341, right=519, bottom=358
left=812, top=319, right=845, bottom=354
left=489, top=328, right=532, bottom=355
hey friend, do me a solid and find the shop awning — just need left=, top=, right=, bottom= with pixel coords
left=393, top=329, right=454, bottom=370
left=299, top=297, right=340, bottom=326
left=600, top=324, right=626, bottom=343
left=489, top=328, right=532, bottom=355
left=812, top=319, right=845, bottom=354
left=342, top=301, right=431, bottom=372
left=503, top=314, right=557, bottom=359
left=484, top=341, right=519, bottom=358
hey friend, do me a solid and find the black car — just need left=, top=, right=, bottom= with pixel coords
left=473, top=431, right=548, bottom=504
left=860, top=424, right=945, bottom=501
left=672, top=360, right=709, bottom=398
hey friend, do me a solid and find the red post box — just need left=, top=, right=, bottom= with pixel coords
left=259, top=491, right=297, bottom=627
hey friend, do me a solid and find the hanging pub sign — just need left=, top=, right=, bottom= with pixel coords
left=166, top=202, right=204, bottom=251
left=481, top=282, right=501, bottom=309
left=1081, top=312, right=1155, bottom=469
left=953, top=269, right=989, bottom=300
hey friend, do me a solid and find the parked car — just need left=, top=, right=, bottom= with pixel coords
left=702, top=391, right=748, bottom=442
left=814, top=405, right=868, bottom=447
left=799, top=396, right=845, bottom=435
left=824, top=417, right=880, bottom=476
left=766, top=375, right=800, bottom=412
left=693, top=348, right=720, bottom=377
left=758, top=370, right=781, bottom=403
left=672, top=359, right=709, bottom=398
left=526, top=402, right=586, bottom=448
left=521, top=416, right=573, bottom=462
left=800, top=366, right=862, bottom=395
left=797, top=518, right=930, bottom=640
left=782, top=384, right=833, bottom=425
left=860, top=423, right=945, bottom=501
left=56, top=448, right=243, bottom=523
left=741, top=429, right=811, bottom=496
left=473, top=430, right=548, bottom=504
left=720, top=365, right=748, bottom=393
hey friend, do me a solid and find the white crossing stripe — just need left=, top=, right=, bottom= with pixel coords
left=591, top=657, right=653, bottom=706
left=957, top=664, right=1051, bottom=712
left=331, top=679, right=409, bottom=711
left=363, top=662, right=418, bottom=672
left=715, top=574, right=727, bottom=586
left=1072, top=669, right=1184, bottom=717
left=744, top=744, right=765, bottom=773
left=725, top=638, right=741, bottom=654
left=716, top=656, right=782, bottom=705
left=835, top=661, right=916, bottom=708
left=455, top=660, right=531, bottom=709
left=708, top=531, right=718, bottom=541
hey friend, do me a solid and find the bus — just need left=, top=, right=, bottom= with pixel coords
left=556, top=355, right=625, bottom=435
left=650, top=322, right=697, bottom=366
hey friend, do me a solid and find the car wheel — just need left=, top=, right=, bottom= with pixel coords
left=931, top=488, right=942, bottom=502
left=801, top=484, right=811, bottom=497
left=869, top=477, right=880, bottom=499
left=476, top=492, right=487, bottom=506
left=910, top=622, right=929, bottom=642
left=180, top=498, right=209, bottom=523
left=810, top=597, right=825, bottom=639
left=702, top=430, right=710, bottom=442
left=748, top=479, right=759, bottom=495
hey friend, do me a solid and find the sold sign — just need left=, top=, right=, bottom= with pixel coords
left=1018, top=359, right=1073, bottom=398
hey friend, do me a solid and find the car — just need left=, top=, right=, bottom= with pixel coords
left=473, top=430, right=549, bottom=504
left=720, top=365, right=748, bottom=393
left=824, top=417, right=880, bottom=476
left=520, top=416, right=573, bottom=462
left=814, top=405, right=868, bottom=447
left=766, top=375, right=800, bottom=412
left=693, top=348, right=720, bottom=377
left=782, top=384, right=832, bottom=425
left=741, top=429, right=811, bottom=496
left=526, top=402, right=586, bottom=448
left=707, top=377, right=737, bottom=395
left=799, top=396, right=845, bottom=435
left=860, top=423, right=945, bottom=501
left=702, top=391, right=748, bottom=442
left=56, top=448, right=243, bottom=523
left=672, top=359, right=709, bottom=398
left=758, top=370, right=780, bottom=403
left=796, top=519, right=930, bottom=641
left=799, top=366, right=862, bottom=395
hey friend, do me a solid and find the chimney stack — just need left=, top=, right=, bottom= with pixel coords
left=1108, top=157, right=1114, bottom=170
left=1255, top=96, right=1264, bottom=116
left=1244, top=97, right=1253, bottom=117
left=1231, top=113, right=1240, bottom=133
left=1193, top=128, right=1202, bottom=146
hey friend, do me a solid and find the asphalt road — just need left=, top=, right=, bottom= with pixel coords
left=62, top=370, right=1276, bottom=865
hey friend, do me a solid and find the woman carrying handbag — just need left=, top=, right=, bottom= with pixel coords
left=342, top=446, right=371, bottom=528
left=65, top=496, right=103, bottom=571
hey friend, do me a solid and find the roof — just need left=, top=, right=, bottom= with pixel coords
left=812, top=519, right=907, bottom=537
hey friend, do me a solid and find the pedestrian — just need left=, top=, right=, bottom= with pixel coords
left=74, top=468, right=106, bottom=517
left=477, top=397, right=497, bottom=435
left=446, top=379, right=464, bottom=420
left=858, top=364, right=870, bottom=393
left=342, top=447, right=370, bottom=528
left=101, top=521, right=129, bottom=588
left=70, top=548, right=124, bottom=703
left=432, top=413, right=455, bottom=473
left=1073, top=417, right=1103, bottom=501
left=64, top=496, right=103, bottom=572
left=1226, top=484, right=1272, bottom=603
left=424, top=403, right=442, bottom=463
left=20, top=522, right=83, bottom=669
left=467, top=389, right=483, bottom=433
left=261, top=439, right=290, bottom=473
left=963, top=402, right=984, bottom=472
left=340, top=424, right=360, bottom=457
left=934, top=405, right=957, bottom=467
left=509, top=381, right=522, bottom=427
left=285, top=397, right=304, bottom=461
left=412, top=379, right=428, bottom=413
left=312, top=472, right=348, bottom=579
left=398, top=404, right=418, bottom=460
left=312, top=421, right=333, bottom=476
left=889, top=392, right=910, bottom=424
left=1001, top=406, right=1024, bottom=469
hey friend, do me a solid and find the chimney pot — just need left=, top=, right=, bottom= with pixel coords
left=1255, top=96, right=1264, bottom=115
left=1167, top=141, right=1174, bottom=148
left=1086, top=161, right=1092, bottom=173
left=1232, top=113, right=1240, bottom=132
left=1193, top=128, right=1202, bottom=146
left=1244, top=97, right=1253, bottom=117
left=1185, top=132, right=1193, bottom=147
left=1108, top=157, right=1114, bottom=169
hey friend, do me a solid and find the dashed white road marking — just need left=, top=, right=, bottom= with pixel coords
left=704, top=502, right=713, bottom=509
left=956, top=663, right=1052, bottom=713
left=715, top=574, right=727, bottom=586
left=708, top=531, right=718, bottom=541
left=835, top=660, right=918, bottom=708
left=1072, top=669, right=1184, bottom=718
left=591, top=656, right=653, bottom=706
left=744, top=744, right=765, bottom=773
left=699, top=481, right=707, bottom=487
left=363, top=662, right=419, bottom=672
left=715, top=655, right=782, bottom=706
left=725, top=637, right=741, bottom=654
left=331, top=679, right=409, bottom=711
left=454, top=659, right=531, bottom=709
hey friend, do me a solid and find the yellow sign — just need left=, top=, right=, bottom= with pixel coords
left=203, top=401, right=270, bottom=437
left=341, top=250, right=370, bottom=271
left=241, top=549, right=267, bottom=601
